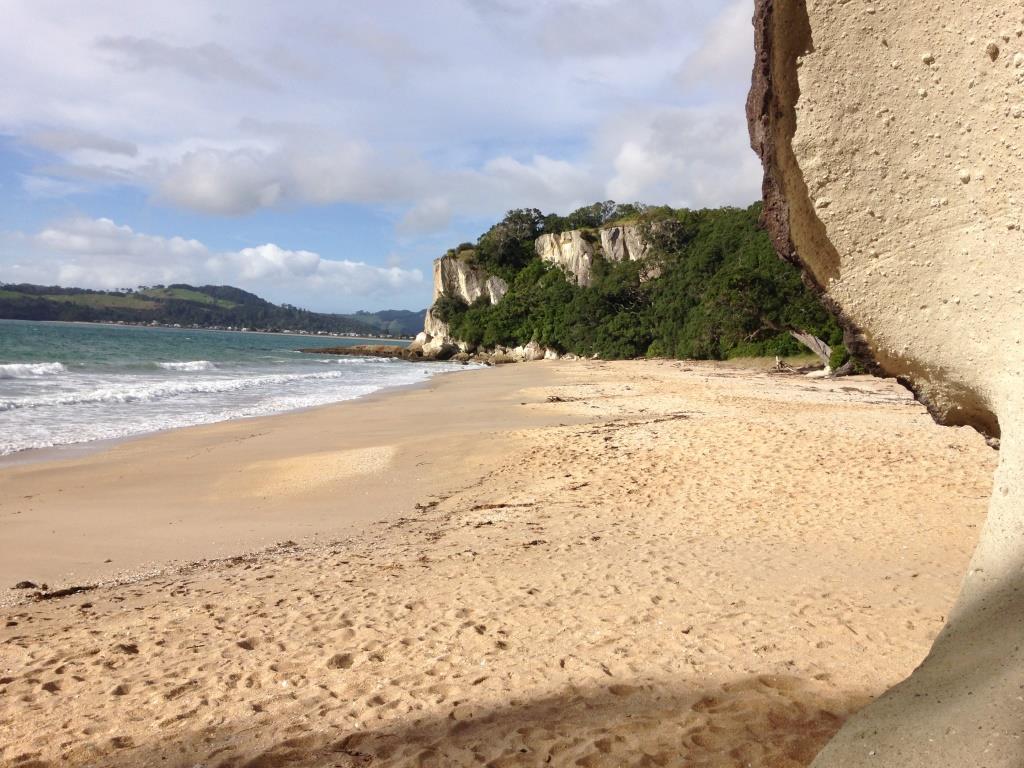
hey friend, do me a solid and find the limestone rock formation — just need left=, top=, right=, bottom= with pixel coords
left=424, top=225, right=651, bottom=355
left=534, top=230, right=597, bottom=286
left=423, top=254, right=509, bottom=346
left=748, top=1, right=1024, bottom=765
left=422, top=307, right=448, bottom=340
left=599, top=225, right=650, bottom=265
left=535, top=224, right=650, bottom=286
left=434, top=253, right=508, bottom=307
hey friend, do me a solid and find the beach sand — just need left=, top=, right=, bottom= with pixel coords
left=0, top=360, right=996, bottom=767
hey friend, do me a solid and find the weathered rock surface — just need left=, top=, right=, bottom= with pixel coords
left=599, top=225, right=650, bottom=265
left=426, top=254, right=509, bottom=342
left=423, top=225, right=649, bottom=359
left=314, top=339, right=564, bottom=367
left=534, top=230, right=597, bottom=286
left=434, top=253, right=508, bottom=307
left=535, top=224, right=650, bottom=286
left=423, top=308, right=448, bottom=340
left=748, top=1, right=1024, bottom=765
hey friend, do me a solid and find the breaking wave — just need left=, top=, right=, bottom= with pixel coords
left=0, top=369, right=364, bottom=413
left=157, top=360, right=217, bottom=372
left=0, top=362, right=66, bottom=378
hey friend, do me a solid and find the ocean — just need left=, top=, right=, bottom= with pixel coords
left=0, top=320, right=467, bottom=457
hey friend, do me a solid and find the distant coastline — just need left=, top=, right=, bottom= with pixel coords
left=0, top=316, right=414, bottom=343
left=0, top=282, right=427, bottom=337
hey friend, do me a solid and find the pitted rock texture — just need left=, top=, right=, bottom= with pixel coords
left=748, top=1, right=1024, bottom=766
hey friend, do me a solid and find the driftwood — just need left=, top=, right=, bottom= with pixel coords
left=788, top=330, right=832, bottom=366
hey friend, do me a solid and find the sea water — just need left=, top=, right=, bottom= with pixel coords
left=0, top=320, right=467, bottom=456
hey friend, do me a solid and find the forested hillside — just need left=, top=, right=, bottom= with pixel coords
left=434, top=202, right=849, bottom=365
left=0, top=283, right=410, bottom=336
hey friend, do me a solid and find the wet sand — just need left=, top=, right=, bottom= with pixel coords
left=0, top=364, right=572, bottom=589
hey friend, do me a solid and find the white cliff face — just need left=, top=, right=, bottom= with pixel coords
left=424, top=254, right=509, bottom=342
left=534, top=231, right=597, bottom=287
left=423, top=224, right=651, bottom=356
left=536, top=225, right=650, bottom=286
left=600, top=225, right=649, bottom=264
left=434, top=255, right=508, bottom=307
left=749, top=1, right=1024, bottom=765
left=423, top=307, right=449, bottom=339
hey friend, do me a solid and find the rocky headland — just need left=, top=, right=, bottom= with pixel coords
left=413, top=222, right=660, bottom=363
left=412, top=206, right=849, bottom=368
left=748, top=1, right=1023, bottom=764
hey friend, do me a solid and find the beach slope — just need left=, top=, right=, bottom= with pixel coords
left=0, top=360, right=995, bottom=767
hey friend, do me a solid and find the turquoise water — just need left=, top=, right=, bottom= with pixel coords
left=0, top=320, right=463, bottom=456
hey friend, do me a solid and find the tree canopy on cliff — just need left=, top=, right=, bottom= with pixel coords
left=435, top=202, right=845, bottom=361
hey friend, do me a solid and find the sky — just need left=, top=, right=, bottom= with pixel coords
left=0, top=0, right=760, bottom=313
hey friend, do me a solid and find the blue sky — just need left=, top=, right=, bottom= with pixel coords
left=0, top=0, right=759, bottom=313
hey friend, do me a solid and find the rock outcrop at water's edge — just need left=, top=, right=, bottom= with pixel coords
left=747, top=1, right=1024, bottom=765
left=298, top=345, right=426, bottom=361
left=304, top=340, right=571, bottom=366
left=421, top=253, right=508, bottom=354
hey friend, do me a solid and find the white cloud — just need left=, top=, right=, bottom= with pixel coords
left=96, top=36, right=275, bottom=89
left=398, top=198, right=453, bottom=236
left=156, top=148, right=285, bottom=215
left=603, top=106, right=761, bottom=208
left=1, top=217, right=423, bottom=307
left=20, top=175, right=89, bottom=199
left=25, top=128, right=138, bottom=157
left=0, top=0, right=760, bottom=268
left=535, top=0, right=671, bottom=59
left=149, top=140, right=602, bottom=225
left=676, top=0, right=753, bottom=94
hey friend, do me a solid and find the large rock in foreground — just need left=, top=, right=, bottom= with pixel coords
left=748, top=1, right=1024, bottom=765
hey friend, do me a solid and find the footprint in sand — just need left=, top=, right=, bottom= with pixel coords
left=326, top=652, right=355, bottom=669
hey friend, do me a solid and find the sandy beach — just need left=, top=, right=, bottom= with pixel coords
left=0, top=359, right=996, bottom=767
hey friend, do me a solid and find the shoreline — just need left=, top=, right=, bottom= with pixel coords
left=0, top=362, right=581, bottom=591
left=0, top=361, right=477, bottom=470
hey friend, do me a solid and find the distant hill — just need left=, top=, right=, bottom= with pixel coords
left=349, top=309, right=427, bottom=336
left=0, top=282, right=423, bottom=336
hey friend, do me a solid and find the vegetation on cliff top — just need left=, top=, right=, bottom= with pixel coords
left=435, top=202, right=845, bottom=361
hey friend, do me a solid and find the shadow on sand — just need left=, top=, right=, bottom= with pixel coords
left=43, top=673, right=871, bottom=768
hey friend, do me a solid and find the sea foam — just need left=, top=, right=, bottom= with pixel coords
left=157, top=360, right=217, bottom=372
left=0, top=362, right=67, bottom=378
left=0, top=369, right=376, bottom=413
